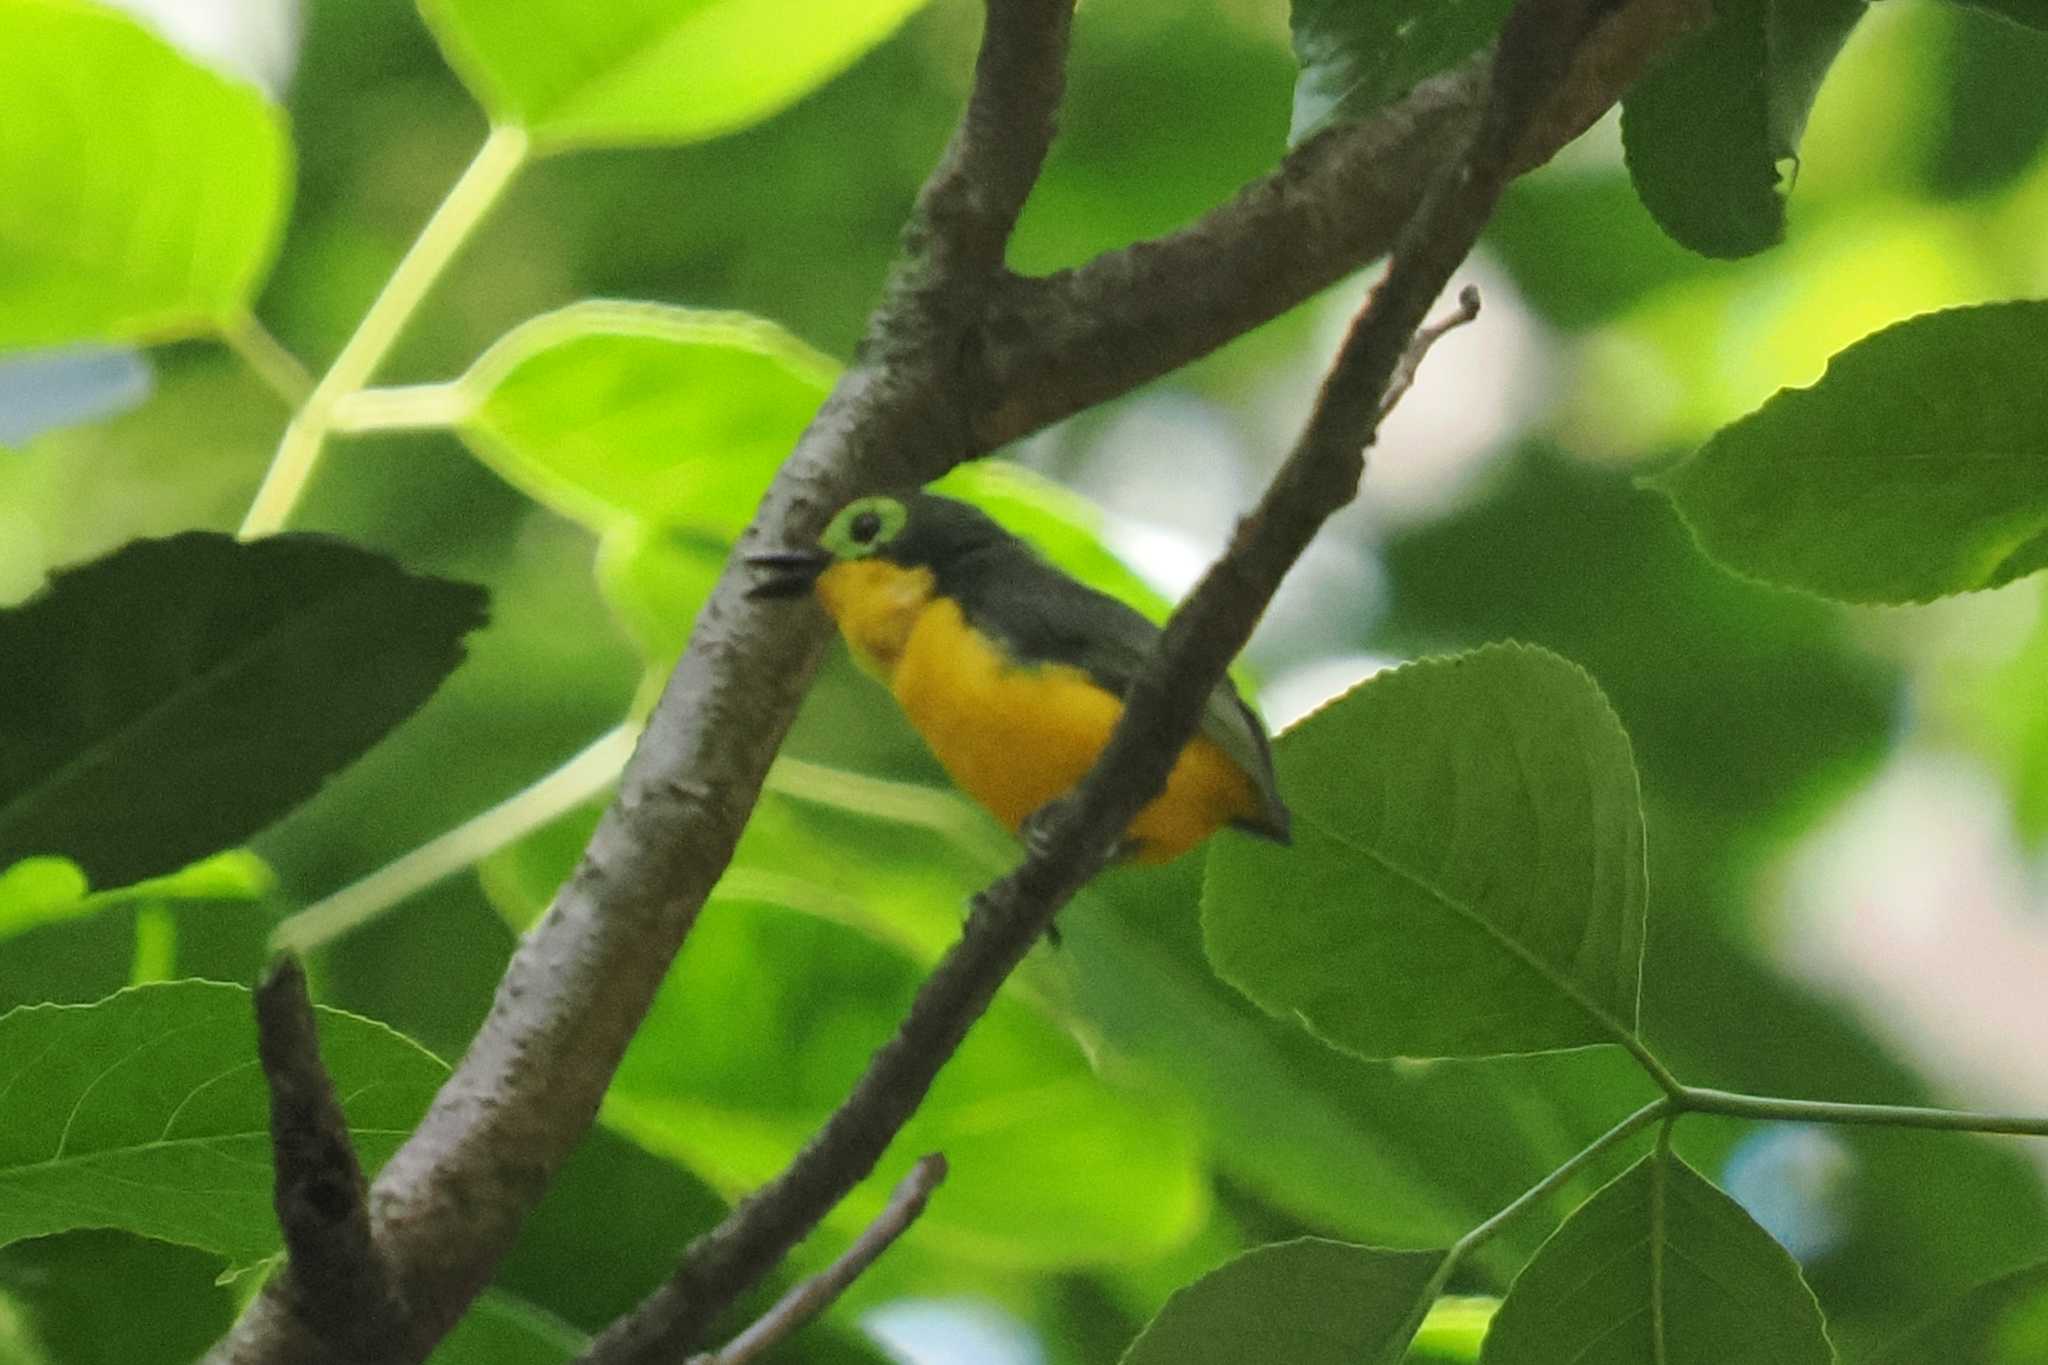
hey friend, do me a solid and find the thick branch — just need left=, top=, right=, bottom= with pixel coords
left=573, top=4, right=1618, bottom=1358
left=249, top=958, right=404, bottom=1362
left=972, top=0, right=1707, bottom=448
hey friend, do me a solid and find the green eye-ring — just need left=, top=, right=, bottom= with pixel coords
left=821, top=496, right=908, bottom=558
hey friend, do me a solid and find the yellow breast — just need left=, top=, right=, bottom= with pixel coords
left=823, top=582, right=1258, bottom=865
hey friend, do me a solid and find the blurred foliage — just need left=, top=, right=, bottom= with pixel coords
left=3, top=0, right=2048, bottom=1362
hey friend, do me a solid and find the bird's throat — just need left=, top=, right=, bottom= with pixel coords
left=814, top=560, right=937, bottom=679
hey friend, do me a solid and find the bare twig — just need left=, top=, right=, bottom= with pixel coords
left=576, top=6, right=1620, bottom=1361
left=674, top=1156, right=948, bottom=1365
left=211, top=2, right=1703, bottom=1359
left=1379, top=284, right=1483, bottom=421
left=251, top=957, right=404, bottom=1363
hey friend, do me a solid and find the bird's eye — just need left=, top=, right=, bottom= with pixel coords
left=850, top=509, right=883, bottom=543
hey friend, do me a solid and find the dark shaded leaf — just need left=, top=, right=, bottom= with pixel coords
left=1482, top=1153, right=1831, bottom=1363
left=0, top=532, right=487, bottom=884
left=1872, top=1259, right=2048, bottom=1364
left=1621, top=0, right=1866, bottom=258
left=1289, top=0, right=1511, bottom=142
left=1122, top=1239, right=1445, bottom=1365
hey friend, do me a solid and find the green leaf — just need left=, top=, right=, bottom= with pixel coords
left=0, top=533, right=488, bottom=886
left=1481, top=1153, right=1831, bottom=1364
left=418, top=0, right=930, bottom=151
left=1648, top=301, right=2048, bottom=603
left=0, top=1231, right=236, bottom=1365
left=0, top=0, right=290, bottom=349
left=1121, top=1239, right=1446, bottom=1365
left=1873, top=1260, right=2048, bottom=1364
left=0, top=981, right=445, bottom=1268
left=0, top=850, right=271, bottom=944
left=1288, top=0, right=1513, bottom=143
left=428, top=1291, right=585, bottom=1365
left=454, top=302, right=835, bottom=535
left=1956, top=0, right=2048, bottom=32
left=1204, top=644, right=1645, bottom=1059
left=1620, top=0, right=1866, bottom=258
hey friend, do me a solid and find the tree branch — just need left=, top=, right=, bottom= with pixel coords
left=671, top=1155, right=946, bottom=1365
left=248, top=957, right=404, bottom=1363
left=573, top=5, right=1619, bottom=1359
left=971, top=0, right=1707, bottom=448
left=212, top=2, right=1703, bottom=1359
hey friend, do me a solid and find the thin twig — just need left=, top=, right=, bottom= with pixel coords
left=254, top=957, right=404, bottom=1360
left=681, top=1156, right=947, bottom=1365
left=1379, top=283, right=1482, bottom=421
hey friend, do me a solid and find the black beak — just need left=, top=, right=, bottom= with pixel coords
left=744, top=546, right=831, bottom=600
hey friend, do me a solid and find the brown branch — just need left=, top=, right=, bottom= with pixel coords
left=971, top=0, right=1707, bottom=449
left=1380, top=283, right=1483, bottom=420
left=570, top=5, right=1624, bottom=1360
left=212, top=2, right=1702, bottom=1359
left=248, top=957, right=404, bottom=1363
left=671, top=1156, right=947, bottom=1365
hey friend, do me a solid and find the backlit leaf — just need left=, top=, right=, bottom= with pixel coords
left=0, top=0, right=290, bottom=348
left=418, top=0, right=930, bottom=151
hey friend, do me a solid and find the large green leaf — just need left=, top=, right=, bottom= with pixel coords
left=1621, top=0, right=1867, bottom=258
left=1649, top=301, right=2048, bottom=603
left=1482, top=1153, right=1831, bottom=1363
left=0, top=981, right=445, bottom=1268
left=418, top=0, right=929, bottom=151
left=0, top=533, right=488, bottom=885
left=1121, top=1239, right=1446, bottom=1365
left=1872, top=1260, right=2048, bottom=1364
left=0, top=0, right=290, bottom=349
left=0, top=1231, right=236, bottom=1365
left=1204, top=644, right=1645, bottom=1059
left=453, top=302, right=835, bottom=536
left=1288, top=0, right=1512, bottom=143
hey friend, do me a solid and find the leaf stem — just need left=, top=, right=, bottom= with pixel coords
left=1649, top=1120, right=1673, bottom=1365
left=327, top=382, right=471, bottom=433
left=238, top=124, right=530, bottom=539
left=1380, top=1096, right=1675, bottom=1363
left=222, top=311, right=315, bottom=407
left=1676, top=1086, right=2048, bottom=1137
left=270, top=720, right=636, bottom=954
left=129, top=903, right=177, bottom=983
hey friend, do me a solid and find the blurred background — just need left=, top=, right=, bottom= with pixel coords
left=3, top=0, right=2047, bottom=1360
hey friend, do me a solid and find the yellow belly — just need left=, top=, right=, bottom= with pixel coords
left=886, top=597, right=1257, bottom=864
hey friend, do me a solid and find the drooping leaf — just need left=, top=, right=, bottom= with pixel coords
left=0, top=1231, right=236, bottom=1365
left=417, top=0, right=930, bottom=151
left=1620, top=0, right=1867, bottom=258
left=0, top=533, right=488, bottom=885
left=1872, top=1259, right=2048, bottom=1364
left=0, top=981, right=445, bottom=1268
left=1649, top=301, right=2048, bottom=603
left=1121, top=1239, right=1446, bottom=1365
left=1288, top=0, right=1512, bottom=143
left=0, top=0, right=291, bottom=349
left=453, top=302, right=835, bottom=536
left=1481, top=1152, right=1831, bottom=1364
left=1204, top=644, right=1646, bottom=1059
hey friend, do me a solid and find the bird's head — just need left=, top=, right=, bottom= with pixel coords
left=745, top=493, right=1007, bottom=599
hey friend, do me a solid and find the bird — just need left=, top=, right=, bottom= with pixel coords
left=746, top=492, right=1290, bottom=864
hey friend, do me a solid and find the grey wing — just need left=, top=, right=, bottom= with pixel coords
left=966, top=571, right=1291, bottom=843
